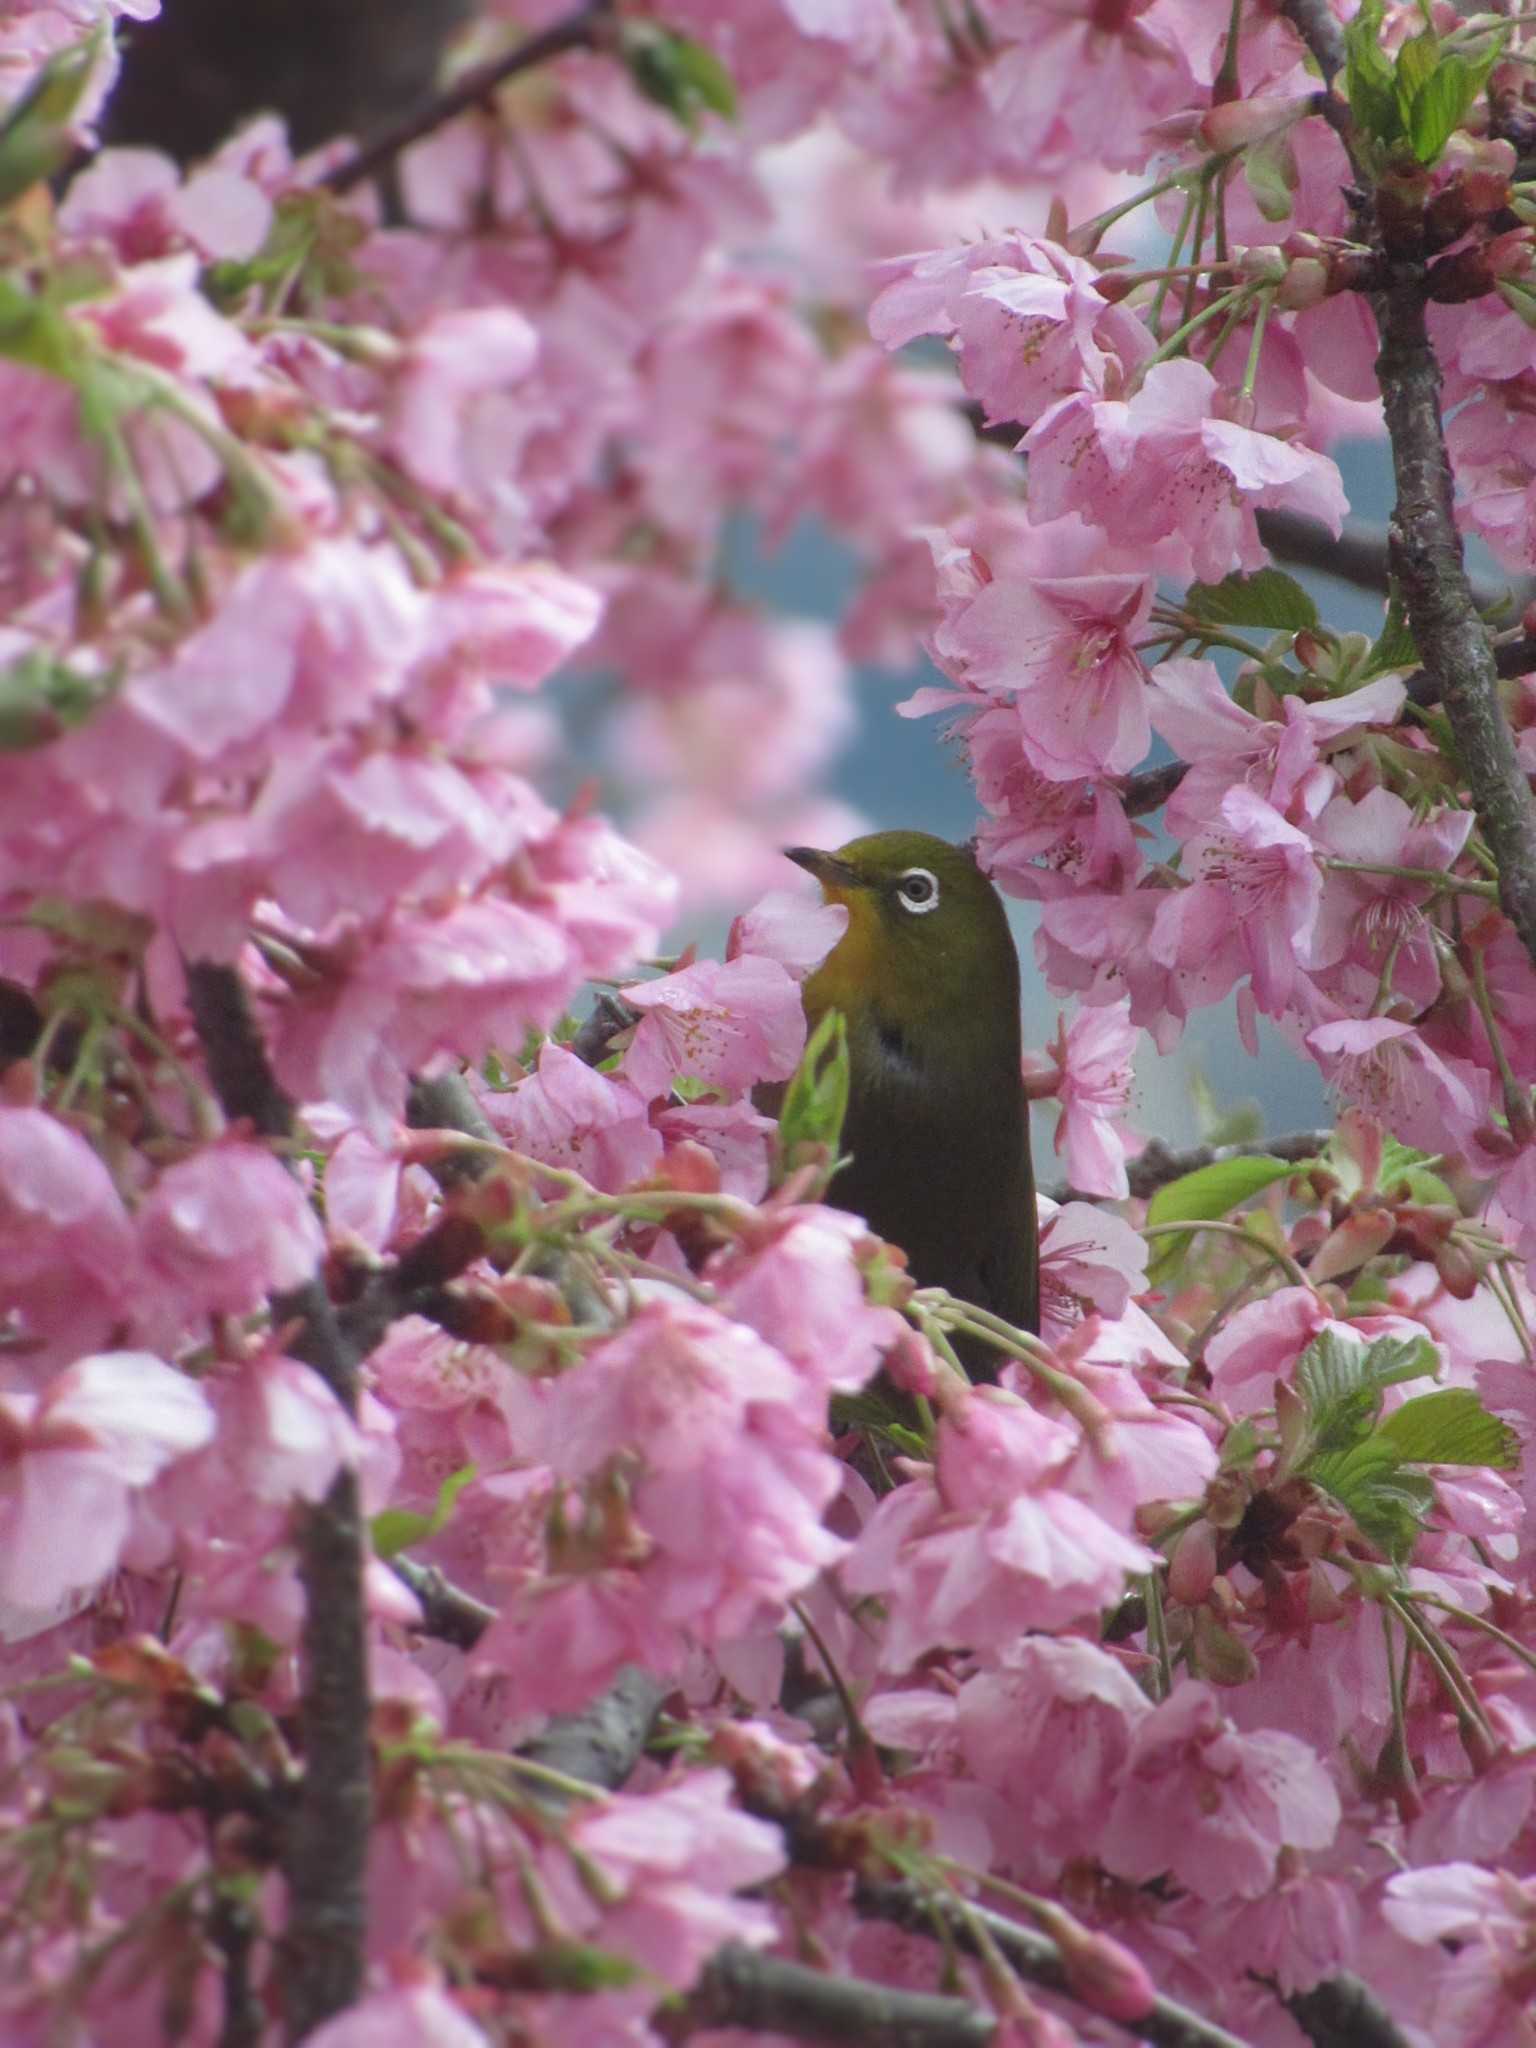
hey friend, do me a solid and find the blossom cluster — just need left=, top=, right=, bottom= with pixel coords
left=5, top=0, right=1536, bottom=2045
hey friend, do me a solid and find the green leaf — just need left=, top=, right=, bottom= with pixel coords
left=1344, top=0, right=1405, bottom=146
left=1310, top=1438, right=1436, bottom=1558
left=371, top=1461, right=477, bottom=1560
left=1393, top=28, right=1440, bottom=126
left=1184, top=567, right=1319, bottom=633
left=0, top=647, right=119, bottom=749
left=1376, top=1137, right=1454, bottom=1206
left=1377, top=1388, right=1519, bottom=1469
left=0, top=26, right=106, bottom=208
left=1144, top=1153, right=1304, bottom=1283
left=1292, top=1327, right=1438, bottom=1465
left=1243, top=130, right=1298, bottom=224
left=621, top=25, right=737, bottom=132
left=1296, top=1326, right=1384, bottom=1452
left=1368, top=599, right=1418, bottom=675
left=1146, top=1154, right=1303, bottom=1230
left=774, top=1008, right=850, bottom=1187
left=1407, top=52, right=1473, bottom=164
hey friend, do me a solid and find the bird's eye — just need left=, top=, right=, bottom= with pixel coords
left=896, top=867, right=940, bottom=914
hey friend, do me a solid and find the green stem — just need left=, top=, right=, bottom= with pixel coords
left=1320, top=857, right=1500, bottom=898
left=1471, top=944, right=1530, bottom=1132
left=1139, top=1218, right=1316, bottom=1293
left=1144, top=1569, right=1173, bottom=1700
left=1240, top=287, right=1273, bottom=399
left=1134, top=286, right=1254, bottom=387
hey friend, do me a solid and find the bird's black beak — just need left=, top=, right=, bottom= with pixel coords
left=784, top=846, right=862, bottom=892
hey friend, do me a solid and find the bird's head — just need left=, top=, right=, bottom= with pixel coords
left=786, top=830, right=1021, bottom=1062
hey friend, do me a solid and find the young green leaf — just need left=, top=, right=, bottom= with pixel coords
left=1343, top=0, right=1405, bottom=147
left=1406, top=53, right=1473, bottom=164
left=1309, top=1438, right=1436, bottom=1559
left=774, top=1007, right=850, bottom=1189
left=371, top=1462, right=478, bottom=1561
left=1376, top=1388, right=1519, bottom=1469
left=1144, top=1152, right=1305, bottom=1281
left=1184, top=567, right=1319, bottom=633
left=0, top=26, right=105, bottom=208
left=621, top=25, right=737, bottom=132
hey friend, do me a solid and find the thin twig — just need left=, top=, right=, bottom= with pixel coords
left=685, top=1943, right=997, bottom=2046
left=858, top=1882, right=1255, bottom=2048
left=321, top=0, right=616, bottom=194
left=389, top=1556, right=495, bottom=1651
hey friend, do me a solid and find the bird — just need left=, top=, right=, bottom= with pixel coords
left=783, top=829, right=1038, bottom=1378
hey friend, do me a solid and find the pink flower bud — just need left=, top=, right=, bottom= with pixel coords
left=1031, top=1901, right=1157, bottom=2023
left=1199, top=94, right=1309, bottom=152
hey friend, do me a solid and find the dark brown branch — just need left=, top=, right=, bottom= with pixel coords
left=1254, top=508, right=1511, bottom=614
left=1275, top=0, right=1345, bottom=85
left=183, top=963, right=371, bottom=2043
left=390, top=1555, right=495, bottom=1650
left=858, top=1883, right=1255, bottom=2048
left=321, top=0, right=616, bottom=194
left=1122, top=759, right=1189, bottom=817
left=184, top=960, right=295, bottom=1141
left=1374, top=283, right=1536, bottom=972
left=686, top=1944, right=996, bottom=2047
left=521, top=1666, right=668, bottom=1793
left=1405, top=629, right=1536, bottom=706
left=210, top=1890, right=264, bottom=2048
left=1272, top=2, right=1536, bottom=982
left=1285, top=1973, right=1413, bottom=2048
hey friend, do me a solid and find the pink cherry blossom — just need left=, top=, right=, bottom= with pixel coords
left=844, top=1388, right=1154, bottom=1666
left=485, top=1043, right=662, bottom=1192
left=1384, top=1863, right=1536, bottom=2048
left=1307, top=1017, right=1493, bottom=1159
left=1035, top=1000, right=1138, bottom=1196
left=1026, top=358, right=1347, bottom=582
left=1150, top=783, right=1327, bottom=1016
left=136, top=1140, right=325, bottom=1334
left=620, top=953, right=807, bottom=1100
left=1099, top=1681, right=1341, bottom=1900
left=0, top=1351, right=212, bottom=1614
left=0, top=1104, right=139, bottom=1379
left=915, top=567, right=1154, bottom=782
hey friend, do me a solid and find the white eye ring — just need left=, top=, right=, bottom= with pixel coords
left=896, top=866, right=940, bottom=914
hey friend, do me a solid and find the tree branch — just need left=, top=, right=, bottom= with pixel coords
left=521, top=1666, right=669, bottom=1792
left=1273, top=1, right=1536, bottom=982
left=685, top=1944, right=997, bottom=2046
left=1254, top=508, right=1512, bottom=614
left=1122, top=759, right=1189, bottom=817
left=857, top=1883, right=1255, bottom=2048
left=1285, top=1973, right=1414, bottom=2048
left=1050, top=1130, right=1329, bottom=1206
left=1374, top=273, right=1536, bottom=973
left=321, top=0, right=616, bottom=194
left=184, top=963, right=371, bottom=2043
left=1275, top=0, right=1345, bottom=85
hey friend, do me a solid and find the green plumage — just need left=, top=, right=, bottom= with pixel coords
left=786, top=830, right=1039, bottom=1375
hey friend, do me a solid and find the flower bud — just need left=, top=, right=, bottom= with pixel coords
left=1199, top=93, right=1309, bottom=151
left=1029, top=1901, right=1156, bottom=2024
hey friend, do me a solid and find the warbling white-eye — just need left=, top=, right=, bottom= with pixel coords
left=784, top=830, right=1039, bottom=1376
